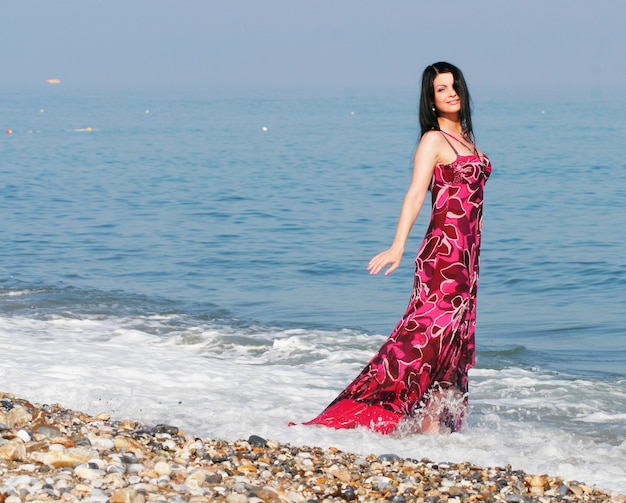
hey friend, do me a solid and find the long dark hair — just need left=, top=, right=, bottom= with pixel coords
left=419, top=62, right=473, bottom=140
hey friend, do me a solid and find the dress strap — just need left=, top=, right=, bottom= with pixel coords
left=439, top=131, right=461, bottom=157
left=440, top=130, right=479, bottom=157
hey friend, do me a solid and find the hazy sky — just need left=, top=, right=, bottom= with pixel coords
left=2, top=1, right=624, bottom=96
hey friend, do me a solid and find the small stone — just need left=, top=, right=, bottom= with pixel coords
left=379, top=453, right=400, bottom=462
left=558, top=484, right=571, bottom=496
left=34, top=449, right=90, bottom=467
left=253, top=487, right=280, bottom=502
left=88, top=457, right=106, bottom=469
left=354, top=457, right=369, bottom=467
left=88, top=433, right=115, bottom=450
left=206, top=473, right=222, bottom=484
left=239, top=464, right=257, bottom=473
left=530, top=474, right=547, bottom=491
left=107, top=464, right=126, bottom=474
left=132, top=493, right=146, bottom=503
left=32, top=424, right=62, bottom=439
left=248, top=435, right=267, bottom=447
left=340, top=486, right=357, bottom=500
left=0, top=440, right=26, bottom=461
left=104, top=472, right=126, bottom=489
left=120, top=452, right=138, bottom=464
left=285, top=491, right=306, bottom=503
left=16, top=463, right=38, bottom=473
left=6, top=406, right=32, bottom=427
left=75, top=483, right=92, bottom=492
left=95, top=412, right=111, bottom=421
left=74, top=464, right=103, bottom=480
left=8, top=474, right=33, bottom=488
left=329, top=467, right=351, bottom=483
left=152, top=424, right=179, bottom=435
left=110, top=489, right=136, bottom=503
left=155, top=461, right=172, bottom=476
left=232, top=482, right=248, bottom=492
left=226, top=495, right=248, bottom=503
left=186, top=469, right=208, bottom=487
left=569, top=484, right=583, bottom=496
left=119, top=419, right=136, bottom=431
left=126, top=463, right=145, bottom=473
left=448, top=486, right=463, bottom=496
left=50, top=435, right=76, bottom=448
left=114, top=435, right=144, bottom=454
left=378, top=481, right=398, bottom=492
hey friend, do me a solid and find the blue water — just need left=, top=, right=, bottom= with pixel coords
left=1, top=86, right=625, bottom=492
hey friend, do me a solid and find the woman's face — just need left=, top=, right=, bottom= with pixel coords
left=433, top=72, right=460, bottom=115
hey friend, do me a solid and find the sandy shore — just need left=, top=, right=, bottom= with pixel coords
left=1, top=391, right=624, bottom=503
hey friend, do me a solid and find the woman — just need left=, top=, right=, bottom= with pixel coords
left=304, top=62, right=491, bottom=435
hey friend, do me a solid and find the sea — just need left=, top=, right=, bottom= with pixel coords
left=1, top=85, right=625, bottom=494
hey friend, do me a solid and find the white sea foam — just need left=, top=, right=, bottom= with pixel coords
left=576, top=412, right=626, bottom=423
left=1, top=313, right=625, bottom=494
left=0, top=290, right=32, bottom=297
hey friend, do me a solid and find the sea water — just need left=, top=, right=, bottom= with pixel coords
left=1, top=86, right=625, bottom=493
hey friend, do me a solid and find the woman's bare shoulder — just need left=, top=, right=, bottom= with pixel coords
left=416, top=130, right=447, bottom=155
left=416, top=130, right=455, bottom=166
left=418, top=130, right=447, bottom=149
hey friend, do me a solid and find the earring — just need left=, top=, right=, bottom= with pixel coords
left=431, top=106, right=436, bottom=112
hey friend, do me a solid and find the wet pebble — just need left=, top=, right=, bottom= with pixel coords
left=247, top=435, right=267, bottom=447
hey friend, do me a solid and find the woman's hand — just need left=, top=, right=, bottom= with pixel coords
left=367, top=247, right=404, bottom=276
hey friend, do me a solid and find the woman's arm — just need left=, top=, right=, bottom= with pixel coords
left=367, top=132, right=441, bottom=276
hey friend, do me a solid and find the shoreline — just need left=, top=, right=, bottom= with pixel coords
left=1, top=391, right=624, bottom=503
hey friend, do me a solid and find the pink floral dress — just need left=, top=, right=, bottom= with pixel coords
left=304, top=132, right=492, bottom=434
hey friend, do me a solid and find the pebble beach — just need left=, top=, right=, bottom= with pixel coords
left=1, top=392, right=624, bottom=503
